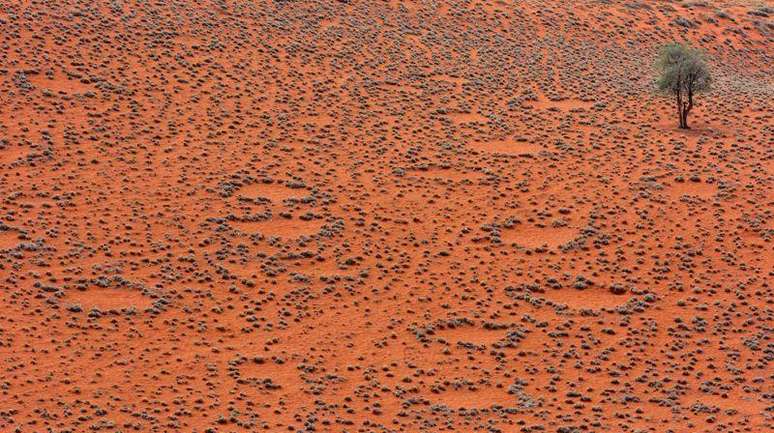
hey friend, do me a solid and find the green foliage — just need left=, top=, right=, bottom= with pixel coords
left=656, top=43, right=711, bottom=95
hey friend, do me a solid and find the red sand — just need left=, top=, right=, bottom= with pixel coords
left=0, top=1, right=771, bottom=433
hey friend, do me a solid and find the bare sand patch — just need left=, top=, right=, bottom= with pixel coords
left=501, top=225, right=578, bottom=248
left=64, top=287, right=153, bottom=311
left=230, top=219, right=325, bottom=237
left=237, top=183, right=306, bottom=201
left=666, top=181, right=717, bottom=198
left=469, top=138, right=542, bottom=155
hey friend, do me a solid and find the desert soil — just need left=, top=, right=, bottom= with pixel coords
left=0, top=1, right=772, bottom=433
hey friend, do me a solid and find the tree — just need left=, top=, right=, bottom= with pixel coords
left=656, top=42, right=711, bottom=129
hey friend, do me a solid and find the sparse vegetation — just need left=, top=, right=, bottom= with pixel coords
left=656, top=42, right=711, bottom=129
left=0, top=2, right=770, bottom=433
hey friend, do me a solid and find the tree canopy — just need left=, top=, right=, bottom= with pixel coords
left=656, top=43, right=711, bottom=129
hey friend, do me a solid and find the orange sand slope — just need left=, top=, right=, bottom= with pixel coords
left=0, top=1, right=771, bottom=433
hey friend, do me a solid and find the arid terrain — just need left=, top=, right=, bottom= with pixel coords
left=0, top=1, right=772, bottom=432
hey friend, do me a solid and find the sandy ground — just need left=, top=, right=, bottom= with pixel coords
left=0, top=1, right=772, bottom=432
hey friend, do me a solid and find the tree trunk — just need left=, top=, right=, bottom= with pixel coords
left=680, top=101, right=691, bottom=129
left=684, top=87, right=693, bottom=129
left=676, top=91, right=685, bottom=129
